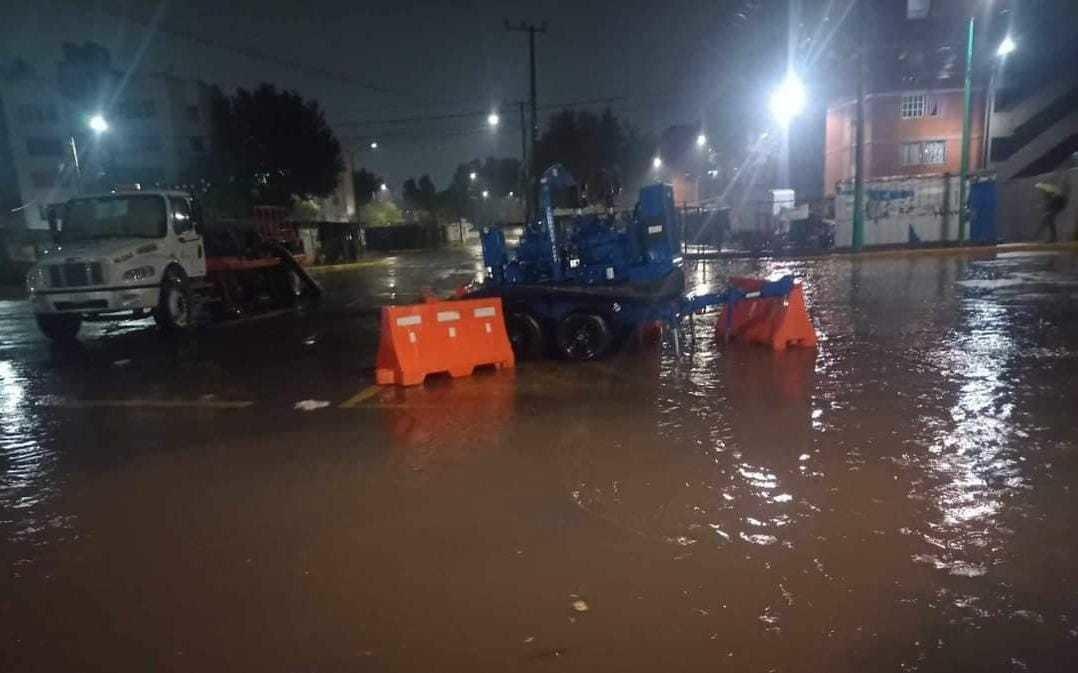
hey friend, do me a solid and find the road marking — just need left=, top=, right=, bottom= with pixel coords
left=41, top=398, right=254, bottom=410
left=338, top=385, right=383, bottom=408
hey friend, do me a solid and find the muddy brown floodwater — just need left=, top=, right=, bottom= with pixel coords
left=2, top=248, right=1078, bottom=672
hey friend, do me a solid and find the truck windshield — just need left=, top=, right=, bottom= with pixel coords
left=61, top=195, right=167, bottom=242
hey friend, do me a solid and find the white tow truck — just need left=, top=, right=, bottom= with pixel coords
left=25, top=188, right=318, bottom=340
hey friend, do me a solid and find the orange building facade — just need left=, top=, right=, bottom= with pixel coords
left=823, top=88, right=986, bottom=196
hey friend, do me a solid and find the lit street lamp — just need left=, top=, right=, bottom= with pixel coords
left=70, top=112, right=110, bottom=182
left=469, top=171, right=477, bottom=181
left=481, top=190, right=489, bottom=199
left=768, top=73, right=807, bottom=127
left=652, top=156, right=662, bottom=170
left=379, top=183, right=388, bottom=191
left=696, top=133, right=707, bottom=148
left=996, top=34, right=1016, bottom=58
left=88, top=114, right=109, bottom=134
left=369, top=141, right=379, bottom=150
left=488, top=111, right=500, bottom=128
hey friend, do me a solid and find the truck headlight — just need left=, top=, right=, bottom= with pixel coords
left=122, top=265, right=156, bottom=281
left=25, top=267, right=46, bottom=293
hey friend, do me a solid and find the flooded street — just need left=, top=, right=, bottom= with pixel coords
left=2, top=247, right=1078, bottom=672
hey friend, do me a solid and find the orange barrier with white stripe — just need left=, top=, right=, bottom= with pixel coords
left=375, top=297, right=515, bottom=386
left=716, top=277, right=817, bottom=351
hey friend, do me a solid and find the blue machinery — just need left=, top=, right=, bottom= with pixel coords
left=474, top=166, right=801, bottom=360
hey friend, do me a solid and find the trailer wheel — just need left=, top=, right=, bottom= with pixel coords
left=556, top=312, right=613, bottom=361
left=507, top=312, right=544, bottom=360
left=36, top=314, right=81, bottom=341
left=155, top=268, right=194, bottom=332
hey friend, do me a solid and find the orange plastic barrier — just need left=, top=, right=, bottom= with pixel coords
left=375, top=297, right=515, bottom=386
left=716, top=277, right=817, bottom=351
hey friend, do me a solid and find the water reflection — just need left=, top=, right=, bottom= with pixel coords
left=918, top=298, right=1021, bottom=578
left=0, top=358, right=55, bottom=541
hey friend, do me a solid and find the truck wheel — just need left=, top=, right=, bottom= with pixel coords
left=507, top=312, right=544, bottom=360
left=155, top=268, right=194, bottom=332
left=36, top=314, right=81, bottom=341
left=556, top=313, right=613, bottom=361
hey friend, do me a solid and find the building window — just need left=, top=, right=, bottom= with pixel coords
left=900, top=140, right=947, bottom=166
left=189, top=136, right=206, bottom=153
left=185, top=105, right=200, bottom=122
left=30, top=170, right=57, bottom=188
left=17, top=103, right=58, bottom=124
left=900, top=94, right=940, bottom=119
left=26, top=137, right=65, bottom=157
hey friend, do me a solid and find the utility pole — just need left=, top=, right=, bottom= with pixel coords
left=506, top=19, right=547, bottom=223
left=518, top=100, right=528, bottom=195
left=958, top=16, right=976, bottom=242
left=851, top=0, right=865, bottom=250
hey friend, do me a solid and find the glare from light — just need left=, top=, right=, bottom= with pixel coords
left=379, top=183, right=387, bottom=191
left=469, top=171, right=477, bottom=181
left=997, top=35, right=1016, bottom=58
left=370, top=141, right=379, bottom=150
left=508, top=191, right=514, bottom=197
left=652, top=156, right=662, bottom=169
left=696, top=133, right=707, bottom=148
left=487, top=112, right=500, bottom=128
left=769, top=73, right=807, bottom=127
left=481, top=190, right=489, bottom=199
left=88, top=114, right=109, bottom=134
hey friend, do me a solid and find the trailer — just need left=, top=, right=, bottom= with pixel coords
left=469, top=166, right=815, bottom=361
left=25, top=189, right=320, bottom=340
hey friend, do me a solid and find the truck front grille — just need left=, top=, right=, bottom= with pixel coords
left=47, top=263, right=104, bottom=288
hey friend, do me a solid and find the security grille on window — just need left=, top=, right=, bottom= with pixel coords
left=900, top=94, right=940, bottom=119
left=922, top=140, right=946, bottom=164
left=900, top=94, right=926, bottom=118
left=900, top=140, right=947, bottom=166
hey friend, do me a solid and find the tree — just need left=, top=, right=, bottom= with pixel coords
left=401, top=178, right=420, bottom=208
left=352, top=168, right=383, bottom=206
left=209, top=83, right=344, bottom=209
left=358, top=201, right=403, bottom=227
left=532, top=108, right=647, bottom=205
left=417, top=175, right=437, bottom=210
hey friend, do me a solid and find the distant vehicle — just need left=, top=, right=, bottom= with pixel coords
left=25, top=188, right=319, bottom=341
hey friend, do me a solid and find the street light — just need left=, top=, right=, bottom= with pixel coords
left=768, top=73, right=807, bottom=127
left=696, top=133, right=707, bottom=148
left=508, top=191, right=515, bottom=198
left=88, top=114, right=109, bottom=134
left=379, top=183, right=388, bottom=191
left=370, top=141, right=379, bottom=150
left=652, top=156, right=662, bottom=170
left=469, top=171, right=477, bottom=181
left=488, top=111, right=500, bottom=128
left=481, top=190, right=490, bottom=199
left=996, top=34, right=1016, bottom=58
left=71, top=113, right=110, bottom=183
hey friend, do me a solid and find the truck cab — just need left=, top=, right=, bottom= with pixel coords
left=26, top=189, right=206, bottom=340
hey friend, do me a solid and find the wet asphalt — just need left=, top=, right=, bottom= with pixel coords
left=2, top=245, right=1078, bottom=672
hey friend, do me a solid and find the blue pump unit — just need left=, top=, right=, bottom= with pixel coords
left=470, top=165, right=798, bottom=361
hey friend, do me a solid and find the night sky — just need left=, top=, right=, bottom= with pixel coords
left=6, top=1, right=818, bottom=190
left=13, top=1, right=1071, bottom=198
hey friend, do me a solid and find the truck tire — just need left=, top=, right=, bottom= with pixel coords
left=556, top=312, right=613, bottom=361
left=36, top=314, right=81, bottom=341
left=507, top=312, right=544, bottom=360
left=154, top=268, right=194, bottom=332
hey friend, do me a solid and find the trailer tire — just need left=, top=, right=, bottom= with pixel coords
left=154, top=267, right=194, bottom=332
left=507, top=312, right=544, bottom=360
left=36, top=314, right=81, bottom=341
left=556, top=312, right=613, bottom=361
